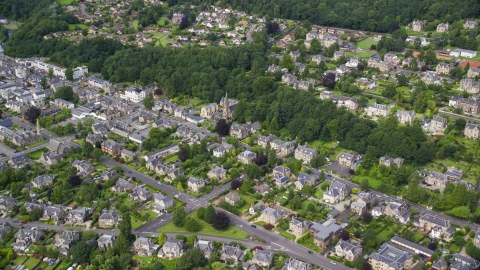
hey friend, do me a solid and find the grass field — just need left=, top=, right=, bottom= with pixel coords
left=376, top=224, right=399, bottom=242
left=5, top=24, right=17, bottom=30
left=152, top=33, right=173, bottom=46
left=164, top=154, right=178, bottom=163
left=28, top=138, right=49, bottom=148
left=24, top=258, right=41, bottom=269
left=314, top=189, right=324, bottom=199
left=405, top=29, right=423, bottom=36
left=131, top=210, right=157, bottom=229
left=68, top=24, right=89, bottom=31
left=158, top=17, right=168, bottom=26
left=160, top=258, right=178, bottom=269
left=297, top=233, right=321, bottom=252
left=346, top=51, right=374, bottom=58
left=356, top=39, right=377, bottom=50
left=159, top=210, right=250, bottom=240
left=57, top=0, right=74, bottom=4
left=132, top=21, right=139, bottom=30
left=279, top=229, right=296, bottom=240
left=350, top=175, right=382, bottom=189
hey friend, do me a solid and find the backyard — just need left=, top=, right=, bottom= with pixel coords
left=297, top=233, right=321, bottom=252
left=346, top=51, right=374, bottom=58
left=57, top=0, right=74, bottom=4
left=68, top=24, right=89, bottom=31
left=131, top=209, right=158, bottom=229
left=356, top=39, right=378, bottom=50
left=159, top=210, right=250, bottom=240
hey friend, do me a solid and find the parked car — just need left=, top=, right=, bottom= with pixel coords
left=251, top=225, right=256, bottom=228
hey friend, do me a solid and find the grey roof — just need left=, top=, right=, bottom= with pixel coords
left=391, top=236, right=434, bottom=256
left=453, top=254, right=480, bottom=268
left=311, top=221, right=341, bottom=241
left=252, top=249, right=273, bottom=264
left=369, top=243, right=413, bottom=270
left=420, top=214, right=449, bottom=228
left=262, top=207, right=280, bottom=218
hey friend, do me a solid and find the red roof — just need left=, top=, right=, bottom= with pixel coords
left=459, top=60, right=480, bottom=68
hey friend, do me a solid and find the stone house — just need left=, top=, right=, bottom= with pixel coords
left=55, top=230, right=80, bottom=255
left=352, top=191, right=375, bottom=215
left=426, top=116, right=447, bottom=134
left=369, top=243, right=413, bottom=270
left=449, top=95, right=480, bottom=114
left=283, top=258, right=312, bottom=270
left=424, top=170, right=449, bottom=189
left=98, top=209, right=122, bottom=228
left=415, top=214, right=454, bottom=240
left=295, top=172, right=316, bottom=191
left=213, top=142, right=235, bottom=157
left=111, top=178, right=135, bottom=192
left=395, top=110, right=416, bottom=125
left=335, top=240, right=363, bottom=261
left=8, top=154, right=33, bottom=169
left=379, top=155, right=404, bottom=168
left=134, top=237, right=159, bottom=256
left=253, top=184, right=271, bottom=195
left=12, top=229, right=44, bottom=252
left=294, top=143, right=318, bottom=163
left=153, top=194, right=173, bottom=212
left=437, top=22, right=449, bottom=32
left=0, top=222, right=11, bottom=240
left=251, top=249, right=274, bottom=268
left=289, top=217, right=311, bottom=237
left=224, top=192, right=241, bottom=205
left=249, top=201, right=266, bottom=215
left=158, top=239, right=184, bottom=258
left=200, top=103, right=219, bottom=118
left=258, top=134, right=276, bottom=148
left=66, top=207, right=91, bottom=224
left=310, top=219, right=342, bottom=248
left=465, top=123, right=480, bottom=139
left=219, top=244, right=245, bottom=265
left=194, top=239, right=215, bottom=258
left=237, top=150, right=257, bottom=164
left=467, top=68, right=480, bottom=78
left=445, top=167, right=463, bottom=181
left=131, top=186, right=153, bottom=202
left=279, top=141, right=296, bottom=156
left=272, top=166, right=291, bottom=178
left=39, top=151, right=63, bottom=165
left=412, top=20, right=424, bottom=32
left=230, top=125, right=249, bottom=139
left=32, top=175, right=53, bottom=189
left=320, top=91, right=334, bottom=100
left=97, top=234, right=116, bottom=250
left=383, top=201, right=411, bottom=224
left=260, top=207, right=281, bottom=224
left=0, top=196, right=17, bottom=212
left=338, top=151, right=361, bottom=169
left=187, top=176, right=206, bottom=192
left=86, top=134, right=103, bottom=145
left=333, top=96, right=359, bottom=110
left=323, top=181, right=351, bottom=204
left=207, top=165, right=227, bottom=180
left=464, top=21, right=478, bottom=29
left=43, top=205, right=66, bottom=221
left=367, top=103, right=391, bottom=117
left=72, top=159, right=96, bottom=177
left=436, top=62, right=454, bottom=75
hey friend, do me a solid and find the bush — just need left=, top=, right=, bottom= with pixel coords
left=218, top=201, right=240, bottom=215
left=321, top=182, right=331, bottom=191
left=263, top=223, right=274, bottom=230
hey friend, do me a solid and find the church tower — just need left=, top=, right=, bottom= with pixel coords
left=222, top=92, right=232, bottom=119
left=36, top=118, right=41, bottom=135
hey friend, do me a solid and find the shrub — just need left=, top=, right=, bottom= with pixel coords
left=263, top=223, right=274, bottom=230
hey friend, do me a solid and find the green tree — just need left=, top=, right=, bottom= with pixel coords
left=252, top=76, right=274, bottom=95
left=69, top=241, right=92, bottom=263
left=173, top=206, right=186, bottom=227
left=204, top=204, right=216, bottom=224
left=186, top=234, right=197, bottom=248
left=360, top=178, right=370, bottom=191
left=113, top=233, right=130, bottom=255
left=30, top=207, right=42, bottom=221
left=119, top=212, right=133, bottom=242
left=92, top=148, right=103, bottom=162
left=54, top=86, right=74, bottom=101
left=40, top=77, right=47, bottom=90
left=279, top=54, right=294, bottom=71
left=185, top=217, right=201, bottom=232
left=197, top=207, right=205, bottom=220
left=83, top=141, right=94, bottom=158
left=65, top=68, right=74, bottom=81
left=143, top=93, right=154, bottom=110
left=50, top=186, right=63, bottom=204
left=177, top=181, right=184, bottom=190
left=157, top=232, right=166, bottom=246
left=47, top=68, right=54, bottom=79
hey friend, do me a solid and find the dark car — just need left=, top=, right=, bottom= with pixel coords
left=251, top=225, right=256, bottom=228
left=308, top=251, right=313, bottom=254
left=128, top=171, right=132, bottom=173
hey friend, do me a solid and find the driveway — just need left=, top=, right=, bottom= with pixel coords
left=321, top=160, right=350, bottom=178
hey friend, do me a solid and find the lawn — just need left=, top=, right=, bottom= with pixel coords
left=158, top=17, right=168, bottom=26
left=57, top=0, right=74, bottom=4
left=297, top=233, right=321, bottom=252
left=405, top=29, right=423, bottom=36
left=413, top=231, right=425, bottom=243
left=26, top=147, right=48, bottom=159
left=376, top=224, right=399, bottom=242
left=24, top=258, right=41, bottom=269
left=153, top=32, right=173, bottom=46
left=356, top=39, right=378, bottom=50
left=445, top=242, right=462, bottom=253
left=160, top=258, right=178, bottom=269
left=5, top=24, right=17, bottom=30
left=12, top=256, right=26, bottom=266
left=346, top=51, right=374, bottom=58
left=28, top=138, right=49, bottom=147
left=131, top=210, right=157, bottom=229
left=350, top=175, right=382, bottom=189
left=163, top=154, right=178, bottom=163
left=314, top=189, right=323, bottom=199
left=132, top=20, right=139, bottom=30
left=159, top=210, right=250, bottom=240
left=68, top=24, right=89, bottom=31
left=279, top=229, right=296, bottom=240
left=132, top=255, right=153, bottom=264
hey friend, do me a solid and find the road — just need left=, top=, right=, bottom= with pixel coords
left=438, top=109, right=480, bottom=123
left=80, top=4, right=93, bottom=19
left=246, top=24, right=256, bottom=42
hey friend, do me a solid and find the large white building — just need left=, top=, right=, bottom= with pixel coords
left=30, top=60, right=88, bottom=80
left=122, top=87, right=146, bottom=103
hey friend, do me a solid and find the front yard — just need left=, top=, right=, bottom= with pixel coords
left=297, top=233, right=322, bottom=252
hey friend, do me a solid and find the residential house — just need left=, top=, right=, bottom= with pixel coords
left=449, top=95, right=480, bottom=114
left=416, top=213, right=454, bottom=240
left=39, top=151, right=63, bottom=165
left=451, top=254, right=480, bottom=270
left=294, top=143, right=318, bottom=163
left=225, top=192, right=241, bottom=206
left=153, top=193, right=173, bottom=212
left=431, top=259, right=448, bottom=270
left=237, top=150, right=257, bottom=164
left=0, top=222, right=11, bottom=239
left=0, top=196, right=17, bottom=212
left=356, top=78, right=377, bottom=90
left=158, top=238, right=183, bottom=258
left=367, top=103, right=391, bottom=117
left=320, top=91, right=334, bottom=100
left=474, top=230, right=480, bottom=248
left=213, top=142, right=234, bottom=157
left=323, top=181, right=351, bottom=204
left=351, top=191, right=375, bottom=215
left=395, top=110, right=416, bottom=125
left=436, top=62, right=454, bottom=75
left=368, top=57, right=391, bottom=72
left=101, top=170, right=119, bottom=181
left=289, top=217, right=311, bottom=237
left=272, top=166, right=291, bottom=178
left=208, top=165, right=227, bottom=180
left=72, top=159, right=96, bottom=176
left=335, top=240, right=363, bottom=261
left=282, top=258, right=312, bottom=270
left=111, top=178, right=135, bottom=192
left=98, top=209, right=122, bottom=228
left=188, top=176, right=206, bottom=192
left=66, top=207, right=91, bottom=224
left=445, top=167, right=463, bottom=181
left=131, top=186, right=153, bottom=202
left=338, top=152, right=361, bottom=169
left=310, top=219, right=342, bottom=248
left=333, top=96, right=359, bottom=110
left=260, top=207, right=281, bottom=224
left=172, top=13, right=185, bottom=25
left=219, top=243, right=245, bottom=265
left=200, top=103, right=219, bottom=118
left=92, top=123, right=109, bottom=135
left=8, top=154, right=33, bottom=169
left=249, top=201, right=265, bottom=215
left=24, top=202, right=43, bottom=213
left=464, top=21, right=478, bottom=29
left=467, top=68, right=480, bottom=78
left=55, top=230, right=80, bottom=255
left=251, top=249, right=274, bottom=268
left=424, top=170, right=449, bottom=190
left=134, top=237, right=159, bottom=256
left=230, top=125, right=249, bottom=139
left=426, top=116, right=447, bottom=134
left=437, top=22, right=449, bottom=33
left=282, top=73, right=298, bottom=85
left=295, top=173, right=315, bottom=191
left=384, top=53, right=400, bottom=64
left=369, top=243, right=413, bottom=270
left=86, top=134, right=103, bottom=145
left=383, top=201, right=411, bottom=224
left=258, top=134, right=276, bottom=148
left=12, top=229, right=44, bottom=252
left=253, top=184, right=271, bottom=196
left=279, top=141, right=296, bottom=156
left=412, top=20, right=424, bottom=32
left=194, top=239, right=215, bottom=258
left=101, top=140, right=124, bottom=155
left=379, top=155, right=404, bottom=168
left=97, top=234, right=116, bottom=250
left=465, top=123, right=480, bottom=139
left=43, top=205, right=66, bottom=221
left=48, top=138, right=71, bottom=155
left=32, top=175, right=53, bottom=189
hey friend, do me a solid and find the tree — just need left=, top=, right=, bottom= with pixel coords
left=113, top=233, right=129, bottom=255
left=30, top=207, right=42, bottom=221
left=47, top=68, right=54, bottom=79
left=119, top=212, right=133, bottom=242
left=177, top=181, right=184, bottom=191
left=213, top=211, right=229, bottom=230
left=68, top=175, right=82, bottom=186
left=252, top=76, right=274, bottom=94
left=231, top=179, right=241, bottom=190
left=265, top=21, right=279, bottom=35
left=178, top=147, right=189, bottom=162
left=185, top=217, right=201, bottom=232
left=455, top=118, right=466, bottom=130
left=54, top=86, right=74, bottom=101
left=339, top=230, right=350, bottom=241
left=449, top=206, right=471, bottom=219
left=179, top=16, right=189, bottom=30
left=24, top=106, right=41, bottom=123
left=69, top=241, right=92, bottom=263
left=186, top=234, right=197, bottom=248
left=197, top=207, right=205, bottom=220
left=173, top=206, right=186, bottom=227
left=157, top=232, right=166, bottom=246
left=361, top=211, right=373, bottom=223
left=65, top=68, right=74, bottom=81
left=83, top=141, right=94, bottom=157
left=143, top=93, right=154, bottom=110
left=92, top=148, right=103, bottom=162
left=360, top=178, right=369, bottom=191
left=322, top=72, right=336, bottom=89
left=40, top=77, right=47, bottom=90
left=215, top=119, right=230, bottom=136
left=204, top=204, right=216, bottom=224
left=154, top=88, right=163, bottom=95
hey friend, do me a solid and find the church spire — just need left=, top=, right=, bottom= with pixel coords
left=222, top=92, right=232, bottom=119
left=36, top=118, right=40, bottom=135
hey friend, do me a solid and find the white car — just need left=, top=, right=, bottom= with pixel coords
left=330, top=261, right=337, bottom=265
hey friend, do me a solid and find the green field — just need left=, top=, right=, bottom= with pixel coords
left=158, top=17, right=168, bottom=26
left=279, top=229, right=296, bottom=240
left=68, top=24, right=89, bottom=31
left=346, top=51, right=374, bottom=58
left=405, top=29, right=423, bottom=36
left=152, top=33, right=173, bottom=46
left=132, top=21, right=139, bottom=30
left=28, top=138, right=49, bottom=148
left=159, top=210, right=250, bottom=240
left=297, top=233, right=321, bottom=252
left=376, top=224, right=399, bottom=242
left=356, top=39, right=378, bottom=50
left=57, top=0, right=74, bottom=4
left=131, top=210, right=157, bottom=229
left=5, top=24, right=17, bottom=30
left=350, top=175, right=382, bottom=189
left=24, top=258, right=41, bottom=269
left=160, top=258, right=178, bottom=269
left=314, top=189, right=323, bottom=199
